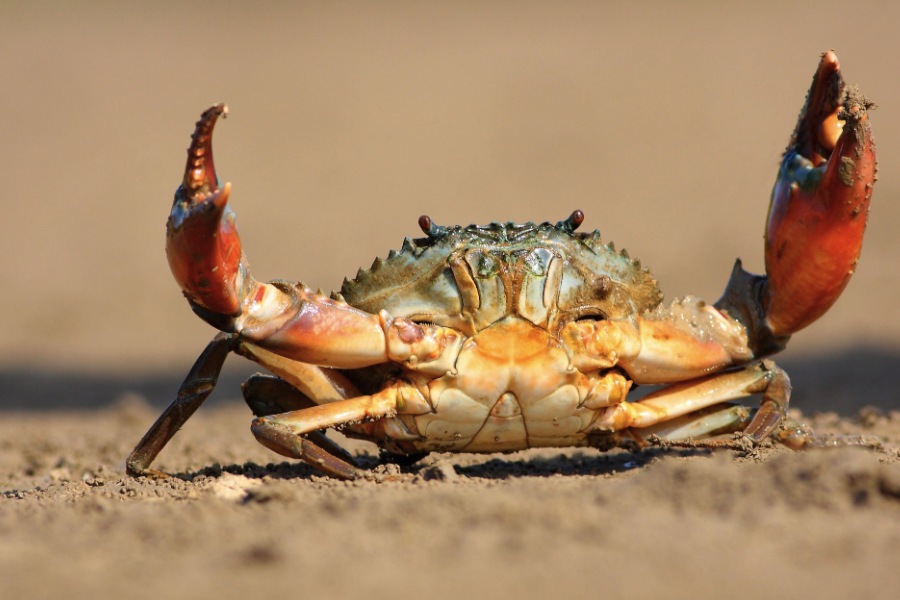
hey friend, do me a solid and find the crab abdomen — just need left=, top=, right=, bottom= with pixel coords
left=370, top=315, right=629, bottom=453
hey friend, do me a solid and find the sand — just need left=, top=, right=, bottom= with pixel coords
left=2, top=2, right=900, bottom=598
left=1, top=404, right=899, bottom=599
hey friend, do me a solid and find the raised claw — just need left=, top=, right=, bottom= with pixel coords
left=167, top=104, right=245, bottom=316
left=763, top=51, right=877, bottom=337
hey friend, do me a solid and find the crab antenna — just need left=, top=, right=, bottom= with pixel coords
left=556, top=210, right=585, bottom=233
left=418, top=214, right=446, bottom=238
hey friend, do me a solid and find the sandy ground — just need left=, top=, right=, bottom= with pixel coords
left=1, top=405, right=899, bottom=599
left=2, top=2, right=900, bottom=598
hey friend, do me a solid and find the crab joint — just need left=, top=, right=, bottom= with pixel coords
left=561, top=318, right=641, bottom=372
left=381, top=312, right=464, bottom=376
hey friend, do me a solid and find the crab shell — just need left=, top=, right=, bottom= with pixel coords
left=341, top=220, right=662, bottom=335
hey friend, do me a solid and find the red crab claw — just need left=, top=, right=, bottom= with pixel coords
left=763, top=51, right=876, bottom=337
left=167, top=104, right=244, bottom=316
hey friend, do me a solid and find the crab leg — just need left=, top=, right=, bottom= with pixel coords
left=241, top=374, right=361, bottom=466
left=235, top=340, right=362, bottom=404
left=627, top=404, right=753, bottom=443
left=573, top=53, right=879, bottom=448
left=126, top=333, right=235, bottom=477
left=251, top=427, right=364, bottom=479
left=127, top=334, right=369, bottom=477
left=251, top=386, right=405, bottom=479
left=595, top=361, right=789, bottom=441
left=241, top=373, right=330, bottom=416
left=252, top=388, right=399, bottom=440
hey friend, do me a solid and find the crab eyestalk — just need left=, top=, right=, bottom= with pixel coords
left=167, top=104, right=246, bottom=316
left=762, top=51, right=876, bottom=337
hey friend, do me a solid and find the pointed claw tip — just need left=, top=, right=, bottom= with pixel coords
left=206, top=103, right=228, bottom=118
left=790, top=51, right=851, bottom=163
left=194, top=104, right=228, bottom=139
left=820, top=50, right=840, bottom=71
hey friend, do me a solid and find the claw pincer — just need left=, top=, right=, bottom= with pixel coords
left=166, top=104, right=244, bottom=316
left=763, top=51, right=876, bottom=337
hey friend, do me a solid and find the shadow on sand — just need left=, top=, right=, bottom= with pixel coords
left=159, top=445, right=712, bottom=483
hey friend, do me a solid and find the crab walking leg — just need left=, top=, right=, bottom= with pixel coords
left=240, top=372, right=364, bottom=478
left=241, top=373, right=361, bottom=466
left=126, top=334, right=368, bottom=477
left=236, top=341, right=361, bottom=404
left=570, top=311, right=876, bottom=448
left=633, top=399, right=881, bottom=450
left=251, top=386, right=401, bottom=478
left=252, top=387, right=399, bottom=440
left=237, top=341, right=369, bottom=466
left=628, top=404, right=754, bottom=443
left=126, top=333, right=235, bottom=477
left=242, top=374, right=321, bottom=415
left=251, top=427, right=364, bottom=480
left=236, top=343, right=370, bottom=478
left=596, top=362, right=790, bottom=443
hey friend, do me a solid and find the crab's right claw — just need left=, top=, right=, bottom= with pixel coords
left=167, top=104, right=245, bottom=316
left=763, top=51, right=877, bottom=337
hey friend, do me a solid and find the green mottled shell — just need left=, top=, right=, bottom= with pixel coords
left=339, top=220, right=662, bottom=334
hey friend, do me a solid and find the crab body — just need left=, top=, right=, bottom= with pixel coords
left=337, top=220, right=661, bottom=453
left=129, top=52, right=878, bottom=479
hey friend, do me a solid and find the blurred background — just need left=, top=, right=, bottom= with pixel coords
left=1, top=0, right=897, bottom=412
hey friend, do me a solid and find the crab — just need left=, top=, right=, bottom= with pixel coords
left=128, top=51, right=877, bottom=480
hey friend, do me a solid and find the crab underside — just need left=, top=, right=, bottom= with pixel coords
left=129, top=51, right=878, bottom=480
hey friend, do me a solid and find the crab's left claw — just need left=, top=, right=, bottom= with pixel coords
left=762, top=51, right=877, bottom=337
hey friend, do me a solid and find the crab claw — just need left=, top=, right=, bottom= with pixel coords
left=167, top=104, right=245, bottom=316
left=763, top=51, right=876, bottom=337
